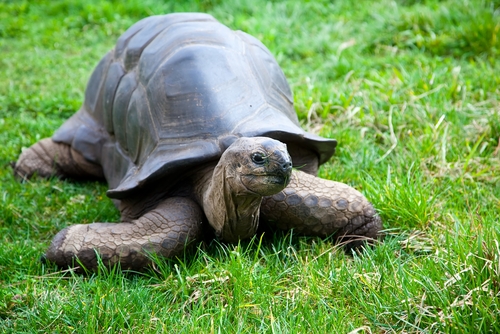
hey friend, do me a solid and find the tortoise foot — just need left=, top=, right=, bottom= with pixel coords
left=334, top=207, right=383, bottom=251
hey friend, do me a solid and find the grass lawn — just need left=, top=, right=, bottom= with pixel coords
left=1, top=0, right=499, bottom=332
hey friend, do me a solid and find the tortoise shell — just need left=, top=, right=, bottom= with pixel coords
left=52, top=13, right=337, bottom=199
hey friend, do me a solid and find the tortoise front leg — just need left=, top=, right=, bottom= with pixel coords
left=45, top=197, right=203, bottom=271
left=260, top=170, right=382, bottom=248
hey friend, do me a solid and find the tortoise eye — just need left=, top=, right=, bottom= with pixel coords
left=251, top=152, right=267, bottom=165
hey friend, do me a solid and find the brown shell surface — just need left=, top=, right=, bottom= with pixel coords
left=52, top=13, right=337, bottom=199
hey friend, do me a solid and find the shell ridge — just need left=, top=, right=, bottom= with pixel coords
left=102, top=62, right=126, bottom=134
left=123, top=28, right=167, bottom=71
left=84, top=52, right=113, bottom=119
left=117, top=86, right=134, bottom=154
left=114, top=16, right=156, bottom=60
left=123, top=16, right=219, bottom=72
left=135, top=80, right=159, bottom=165
left=113, top=15, right=186, bottom=59
left=138, top=80, right=158, bottom=141
left=118, top=80, right=158, bottom=164
left=112, top=72, right=137, bottom=152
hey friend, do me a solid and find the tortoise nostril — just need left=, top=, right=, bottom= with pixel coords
left=282, top=161, right=292, bottom=172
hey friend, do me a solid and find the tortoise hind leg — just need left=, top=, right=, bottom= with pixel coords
left=14, top=138, right=103, bottom=180
left=260, top=170, right=383, bottom=249
left=45, top=197, right=203, bottom=271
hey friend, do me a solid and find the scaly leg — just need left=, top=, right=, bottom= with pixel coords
left=260, top=170, right=382, bottom=248
left=14, top=138, right=103, bottom=180
left=45, top=197, right=203, bottom=270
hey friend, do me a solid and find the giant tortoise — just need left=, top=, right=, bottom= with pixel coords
left=15, top=13, right=382, bottom=270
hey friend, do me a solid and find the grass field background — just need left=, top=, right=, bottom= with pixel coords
left=1, top=0, right=499, bottom=332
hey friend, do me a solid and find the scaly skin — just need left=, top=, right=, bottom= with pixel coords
left=261, top=170, right=382, bottom=247
left=45, top=197, right=203, bottom=270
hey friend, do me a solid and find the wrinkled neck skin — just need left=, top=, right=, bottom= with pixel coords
left=194, top=163, right=262, bottom=243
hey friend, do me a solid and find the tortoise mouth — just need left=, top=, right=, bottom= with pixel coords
left=241, top=171, right=291, bottom=196
left=265, top=173, right=289, bottom=186
left=247, top=170, right=290, bottom=185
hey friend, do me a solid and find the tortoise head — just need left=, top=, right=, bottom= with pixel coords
left=225, top=137, right=293, bottom=195
left=203, top=137, right=292, bottom=242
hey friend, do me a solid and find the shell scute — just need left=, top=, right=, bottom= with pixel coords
left=120, top=13, right=216, bottom=71
left=114, top=16, right=159, bottom=60
left=84, top=51, right=113, bottom=123
left=102, top=62, right=125, bottom=134
left=126, top=84, right=157, bottom=164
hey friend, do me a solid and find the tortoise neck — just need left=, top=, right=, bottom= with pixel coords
left=194, top=162, right=261, bottom=243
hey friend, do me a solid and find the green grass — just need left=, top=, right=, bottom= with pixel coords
left=1, top=0, right=499, bottom=332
